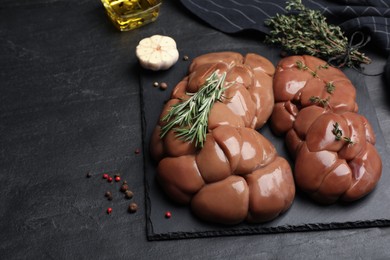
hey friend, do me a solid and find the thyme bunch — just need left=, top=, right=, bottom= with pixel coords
left=265, top=0, right=371, bottom=67
left=160, top=71, right=228, bottom=148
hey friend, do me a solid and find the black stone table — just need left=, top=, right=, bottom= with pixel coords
left=1, top=0, right=390, bottom=258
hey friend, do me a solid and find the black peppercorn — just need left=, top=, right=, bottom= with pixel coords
left=280, top=51, right=288, bottom=57
left=159, top=82, right=168, bottom=90
left=125, top=190, right=134, bottom=199
left=128, top=202, right=138, bottom=213
left=120, top=183, right=129, bottom=192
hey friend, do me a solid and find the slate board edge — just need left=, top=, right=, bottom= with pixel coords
left=146, top=219, right=390, bottom=241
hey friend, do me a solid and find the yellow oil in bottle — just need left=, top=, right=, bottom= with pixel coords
left=101, top=0, right=162, bottom=31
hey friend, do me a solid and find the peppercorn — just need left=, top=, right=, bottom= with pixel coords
left=114, top=176, right=121, bottom=182
left=134, top=148, right=140, bottom=154
left=105, top=191, right=113, bottom=201
left=125, top=190, right=134, bottom=199
left=103, top=173, right=109, bottom=179
left=107, top=207, right=112, bottom=214
left=183, top=55, right=189, bottom=61
left=120, top=183, right=129, bottom=192
left=107, top=177, right=113, bottom=183
left=86, top=172, right=92, bottom=178
left=280, top=51, right=288, bottom=57
left=159, top=82, right=168, bottom=90
left=153, top=81, right=159, bottom=87
left=128, top=203, right=138, bottom=213
left=165, top=211, right=172, bottom=219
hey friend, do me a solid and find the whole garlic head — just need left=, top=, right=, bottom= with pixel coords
left=136, top=35, right=179, bottom=71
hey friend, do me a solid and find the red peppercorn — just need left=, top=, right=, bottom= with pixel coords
left=107, top=177, right=113, bottom=183
left=114, top=176, right=121, bottom=182
left=107, top=208, right=112, bottom=214
left=134, top=148, right=140, bottom=154
left=165, top=211, right=171, bottom=219
left=103, top=173, right=109, bottom=179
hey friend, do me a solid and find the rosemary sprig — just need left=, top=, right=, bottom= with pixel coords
left=160, top=71, right=228, bottom=148
left=332, top=122, right=354, bottom=144
left=265, top=0, right=371, bottom=67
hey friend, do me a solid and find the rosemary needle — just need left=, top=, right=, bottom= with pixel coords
left=160, top=70, right=228, bottom=148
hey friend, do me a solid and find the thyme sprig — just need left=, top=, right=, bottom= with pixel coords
left=160, top=71, right=228, bottom=148
left=296, top=60, right=319, bottom=77
left=325, top=82, right=335, bottom=94
left=295, top=60, right=336, bottom=95
left=332, top=122, right=354, bottom=144
left=265, top=0, right=371, bottom=67
left=309, top=96, right=330, bottom=107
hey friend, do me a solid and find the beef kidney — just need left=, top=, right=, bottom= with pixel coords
left=270, top=55, right=358, bottom=136
left=271, top=55, right=382, bottom=204
left=150, top=52, right=295, bottom=224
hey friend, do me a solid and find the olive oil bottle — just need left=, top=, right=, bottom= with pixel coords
left=101, top=0, right=162, bottom=31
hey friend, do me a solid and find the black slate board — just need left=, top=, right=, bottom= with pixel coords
left=140, top=46, right=390, bottom=241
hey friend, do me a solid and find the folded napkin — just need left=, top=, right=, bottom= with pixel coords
left=180, top=0, right=390, bottom=80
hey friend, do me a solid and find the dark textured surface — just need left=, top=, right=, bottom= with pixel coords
left=1, top=0, right=390, bottom=259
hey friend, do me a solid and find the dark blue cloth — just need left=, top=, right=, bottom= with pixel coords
left=180, top=0, right=390, bottom=84
left=180, top=0, right=390, bottom=54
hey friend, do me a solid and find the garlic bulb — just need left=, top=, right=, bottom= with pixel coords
left=136, top=35, right=179, bottom=71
